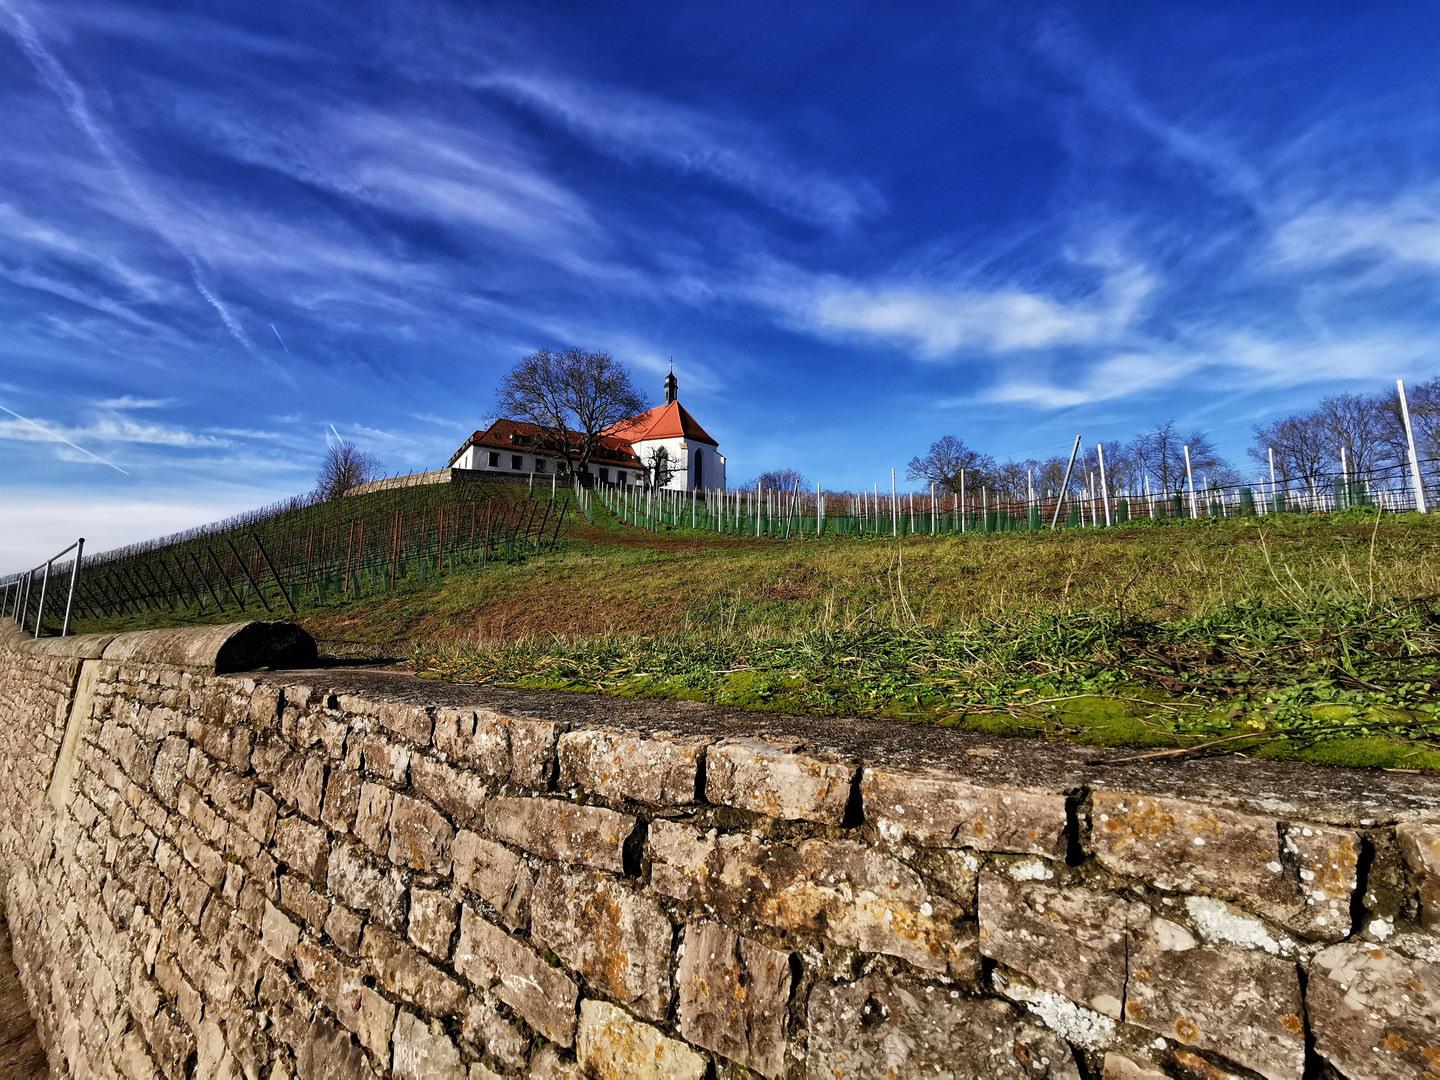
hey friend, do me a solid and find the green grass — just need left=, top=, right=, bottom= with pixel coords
left=70, top=495, right=1440, bottom=769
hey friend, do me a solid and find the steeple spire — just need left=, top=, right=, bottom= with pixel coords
left=664, top=362, right=678, bottom=405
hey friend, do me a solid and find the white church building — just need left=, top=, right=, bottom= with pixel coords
left=448, top=369, right=725, bottom=490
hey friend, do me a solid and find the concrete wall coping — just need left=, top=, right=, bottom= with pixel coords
left=0, top=617, right=316, bottom=674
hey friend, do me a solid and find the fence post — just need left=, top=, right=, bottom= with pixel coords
left=33, top=560, right=51, bottom=638
left=1184, top=445, right=1198, bottom=518
left=1050, top=436, right=1083, bottom=530
left=1097, top=443, right=1113, bottom=527
left=1398, top=379, right=1429, bottom=514
left=62, top=538, right=84, bottom=636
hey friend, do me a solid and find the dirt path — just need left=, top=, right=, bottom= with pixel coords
left=0, top=909, right=46, bottom=1079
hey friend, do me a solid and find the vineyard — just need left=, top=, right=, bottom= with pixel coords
left=6, top=479, right=576, bottom=635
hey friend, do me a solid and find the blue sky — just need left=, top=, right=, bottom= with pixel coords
left=4, top=0, right=1440, bottom=564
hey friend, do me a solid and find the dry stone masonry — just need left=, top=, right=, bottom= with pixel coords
left=1, top=618, right=1438, bottom=1080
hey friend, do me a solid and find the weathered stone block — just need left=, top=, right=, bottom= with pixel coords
left=651, top=821, right=975, bottom=975
left=1090, top=792, right=1358, bottom=940
left=436, top=707, right=563, bottom=788
left=260, top=900, right=299, bottom=963
left=392, top=1009, right=465, bottom=1080
left=806, top=971, right=1081, bottom=1080
left=706, top=738, right=855, bottom=824
left=576, top=999, right=707, bottom=1080
left=354, top=782, right=392, bottom=856
left=455, top=906, right=579, bottom=1045
left=531, top=866, right=673, bottom=1020
left=452, top=829, right=533, bottom=930
left=1396, top=821, right=1440, bottom=928
left=320, top=766, right=362, bottom=835
left=410, top=755, right=490, bottom=829
left=327, top=840, right=406, bottom=931
left=1308, top=941, right=1440, bottom=1080
left=558, top=729, right=709, bottom=805
left=324, top=904, right=364, bottom=956
left=485, top=796, right=636, bottom=872
left=279, top=873, right=331, bottom=929
left=460, top=992, right=530, bottom=1070
left=361, top=924, right=467, bottom=1018
left=408, top=887, right=458, bottom=960
left=294, top=938, right=395, bottom=1060
left=677, top=921, right=790, bottom=1079
left=362, top=732, right=410, bottom=784
left=378, top=701, right=433, bottom=747
left=1125, top=942, right=1305, bottom=1080
left=978, top=871, right=1146, bottom=1017
left=388, top=793, right=454, bottom=875
left=273, top=815, right=330, bottom=883
left=863, top=765, right=1068, bottom=857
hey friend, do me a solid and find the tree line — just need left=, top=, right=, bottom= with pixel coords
left=907, top=376, right=1440, bottom=501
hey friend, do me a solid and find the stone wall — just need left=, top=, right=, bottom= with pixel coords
left=1, top=617, right=1438, bottom=1080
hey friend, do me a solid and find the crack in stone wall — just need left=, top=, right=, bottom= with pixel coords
left=0, top=618, right=1437, bottom=1080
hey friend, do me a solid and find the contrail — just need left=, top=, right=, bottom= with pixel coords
left=330, top=424, right=343, bottom=444
left=0, top=404, right=130, bottom=474
left=271, top=324, right=292, bottom=354
left=0, top=2, right=293, bottom=385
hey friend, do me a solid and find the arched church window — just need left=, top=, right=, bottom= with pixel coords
left=694, top=449, right=703, bottom=488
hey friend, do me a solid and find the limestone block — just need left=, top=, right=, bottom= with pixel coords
left=387, top=793, right=454, bottom=875
left=361, top=733, right=410, bottom=783
left=558, top=728, right=710, bottom=805
left=320, top=767, right=361, bottom=835
left=327, top=841, right=406, bottom=931
left=1090, top=792, right=1359, bottom=941
left=378, top=701, right=434, bottom=747
left=361, top=924, right=467, bottom=1018
left=410, top=755, right=490, bottom=829
left=407, top=887, right=458, bottom=961
left=434, top=707, right=563, bottom=788
left=676, top=921, right=790, bottom=1078
left=861, top=766, right=1068, bottom=857
left=460, top=993, right=529, bottom=1070
left=451, top=829, right=532, bottom=930
left=806, top=971, right=1081, bottom=1080
left=296, top=753, right=327, bottom=820
left=1308, top=941, right=1440, bottom=1080
left=294, top=938, right=395, bottom=1060
left=530, top=1045, right=584, bottom=1080
left=650, top=821, right=975, bottom=975
left=455, top=906, right=579, bottom=1045
left=279, top=874, right=330, bottom=929
left=324, top=904, right=364, bottom=956
left=273, top=816, right=330, bottom=883
left=248, top=788, right=278, bottom=844
left=1102, top=1054, right=1171, bottom=1080
left=293, top=1015, right=374, bottom=1080
left=392, top=1010, right=466, bottom=1080
left=531, top=866, right=673, bottom=1020
left=1124, top=943, right=1305, bottom=1080
left=705, top=738, right=855, bottom=824
left=260, top=900, right=299, bottom=963
left=1396, top=821, right=1440, bottom=928
left=354, top=782, right=393, bottom=856
left=485, top=796, right=636, bottom=872
left=576, top=999, right=707, bottom=1080
left=978, top=871, right=1146, bottom=1018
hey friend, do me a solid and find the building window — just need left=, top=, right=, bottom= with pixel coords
left=599, top=467, right=609, bottom=482
left=487, top=451, right=499, bottom=467
left=511, top=454, right=523, bottom=470
left=694, top=449, right=702, bottom=488
left=535, top=459, right=546, bottom=473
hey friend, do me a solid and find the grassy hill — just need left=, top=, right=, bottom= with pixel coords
left=71, top=494, right=1440, bottom=770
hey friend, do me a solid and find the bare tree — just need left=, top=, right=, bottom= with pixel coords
left=1129, top=421, right=1228, bottom=494
left=496, top=347, right=649, bottom=480
left=1317, top=393, right=1388, bottom=476
left=906, top=436, right=995, bottom=494
left=750, top=468, right=808, bottom=491
left=318, top=441, right=381, bottom=500
left=1250, top=413, right=1332, bottom=496
left=642, top=446, right=679, bottom=490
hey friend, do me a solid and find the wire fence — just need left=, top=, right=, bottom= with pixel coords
left=595, top=451, right=1440, bottom=537
left=2, top=481, right=573, bottom=634
left=2, top=538, right=84, bottom=638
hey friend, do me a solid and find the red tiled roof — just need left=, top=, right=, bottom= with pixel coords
left=604, top=401, right=718, bottom=445
left=448, top=418, right=640, bottom=467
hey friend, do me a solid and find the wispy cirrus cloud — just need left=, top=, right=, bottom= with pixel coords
left=1271, top=192, right=1440, bottom=269
left=477, top=72, right=883, bottom=228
